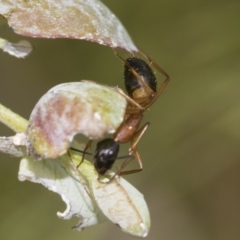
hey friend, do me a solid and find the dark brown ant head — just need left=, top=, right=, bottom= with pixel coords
left=94, top=138, right=120, bottom=175
left=124, top=58, right=157, bottom=98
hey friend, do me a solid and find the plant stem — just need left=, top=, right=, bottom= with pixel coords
left=0, top=103, right=28, bottom=133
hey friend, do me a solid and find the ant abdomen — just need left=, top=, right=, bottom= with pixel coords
left=124, top=58, right=157, bottom=98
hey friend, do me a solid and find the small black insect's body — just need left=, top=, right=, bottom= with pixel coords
left=94, top=138, right=120, bottom=175
left=78, top=53, right=169, bottom=178
left=124, top=57, right=157, bottom=98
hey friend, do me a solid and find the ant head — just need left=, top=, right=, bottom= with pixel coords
left=124, top=57, right=157, bottom=98
left=94, top=138, right=120, bottom=175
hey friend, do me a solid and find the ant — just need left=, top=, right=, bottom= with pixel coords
left=73, top=50, right=170, bottom=179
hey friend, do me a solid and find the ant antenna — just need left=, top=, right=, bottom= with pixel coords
left=70, top=147, right=92, bottom=156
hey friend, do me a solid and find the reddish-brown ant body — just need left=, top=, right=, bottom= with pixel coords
left=82, top=51, right=170, bottom=177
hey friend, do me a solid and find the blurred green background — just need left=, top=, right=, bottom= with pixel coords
left=1, top=0, right=240, bottom=239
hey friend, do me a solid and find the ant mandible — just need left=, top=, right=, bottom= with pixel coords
left=79, top=50, right=170, bottom=178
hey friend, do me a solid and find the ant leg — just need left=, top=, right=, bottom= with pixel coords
left=130, top=122, right=149, bottom=150
left=77, top=140, right=93, bottom=168
left=118, top=149, right=143, bottom=176
left=107, top=154, right=133, bottom=180
left=139, top=49, right=170, bottom=109
left=114, top=51, right=153, bottom=96
left=112, top=122, right=149, bottom=177
left=81, top=80, right=144, bottom=110
left=114, top=87, right=144, bottom=110
left=67, top=151, right=92, bottom=198
left=107, top=149, right=142, bottom=181
left=144, top=76, right=169, bottom=109
left=139, top=49, right=170, bottom=80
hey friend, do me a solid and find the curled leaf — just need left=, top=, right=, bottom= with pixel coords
left=18, top=155, right=106, bottom=229
left=26, top=81, right=127, bottom=160
left=72, top=153, right=151, bottom=237
left=0, top=0, right=138, bottom=52
left=92, top=174, right=150, bottom=237
left=18, top=152, right=150, bottom=237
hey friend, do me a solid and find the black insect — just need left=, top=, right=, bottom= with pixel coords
left=84, top=51, right=170, bottom=177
